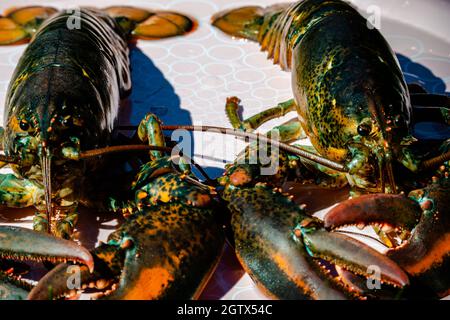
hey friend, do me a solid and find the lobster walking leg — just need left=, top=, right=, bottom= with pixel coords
left=226, top=97, right=298, bottom=131
left=0, top=174, right=43, bottom=208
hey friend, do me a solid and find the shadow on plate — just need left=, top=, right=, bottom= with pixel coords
left=119, top=46, right=192, bottom=126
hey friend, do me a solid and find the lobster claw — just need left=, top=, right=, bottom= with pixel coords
left=0, top=226, right=93, bottom=272
left=227, top=184, right=408, bottom=299
left=296, top=220, right=409, bottom=288
left=29, top=202, right=224, bottom=300
left=324, top=178, right=450, bottom=298
left=0, top=225, right=93, bottom=300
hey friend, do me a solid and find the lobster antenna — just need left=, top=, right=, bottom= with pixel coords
left=80, top=144, right=215, bottom=184
left=40, top=150, right=52, bottom=233
left=161, top=125, right=348, bottom=172
left=421, top=151, right=450, bottom=170
left=169, top=154, right=216, bottom=188
left=79, top=145, right=172, bottom=158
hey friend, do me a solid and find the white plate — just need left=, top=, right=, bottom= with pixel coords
left=0, top=0, right=448, bottom=300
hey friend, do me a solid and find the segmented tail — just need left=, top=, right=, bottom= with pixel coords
left=211, top=6, right=265, bottom=42
left=212, top=0, right=359, bottom=71
left=0, top=6, right=195, bottom=46
left=104, top=6, right=195, bottom=39
left=212, top=3, right=299, bottom=71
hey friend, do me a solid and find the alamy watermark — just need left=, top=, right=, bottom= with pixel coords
left=66, top=265, right=81, bottom=290
left=66, top=8, right=81, bottom=30
left=366, top=265, right=382, bottom=290
left=169, top=125, right=281, bottom=176
left=366, top=5, right=382, bottom=30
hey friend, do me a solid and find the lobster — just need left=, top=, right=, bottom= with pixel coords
left=0, top=5, right=194, bottom=297
left=208, top=0, right=450, bottom=298
left=0, top=5, right=194, bottom=239
left=212, top=0, right=449, bottom=194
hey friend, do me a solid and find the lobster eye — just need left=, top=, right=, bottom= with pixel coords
left=357, top=123, right=371, bottom=136
left=394, top=115, right=406, bottom=127
left=62, top=116, right=72, bottom=127
left=19, top=119, right=30, bottom=131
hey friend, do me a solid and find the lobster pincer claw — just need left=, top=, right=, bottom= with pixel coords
left=0, top=226, right=93, bottom=272
left=227, top=184, right=408, bottom=300
left=324, top=175, right=450, bottom=298
left=0, top=225, right=93, bottom=300
left=29, top=202, right=224, bottom=300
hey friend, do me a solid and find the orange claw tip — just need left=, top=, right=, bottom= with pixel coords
left=0, top=225, right=94, bottom=273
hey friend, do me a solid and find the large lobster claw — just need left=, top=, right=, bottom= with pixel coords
left=0, top=225, right=93, bottom=300
left=324, top=177, right=450, bottom=298
left=29, top=202, right=224, bottom=300
left=227, top=184, right=408, bottom=299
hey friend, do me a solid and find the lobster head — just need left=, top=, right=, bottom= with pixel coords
left=2, top=68, right=113, bottom=215
left=333, top=49, right=419, bottom=193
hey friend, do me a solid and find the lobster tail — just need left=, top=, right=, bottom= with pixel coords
left=212, top=4, right=292, bottom=68
left=104, top=6, right=195, bottom=39
left=212, top=1, right=364, bottom=71
left=211, top=6, right=264, bottom=42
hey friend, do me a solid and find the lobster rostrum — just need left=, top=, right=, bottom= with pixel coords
left=212, top=0, right=450, bottom=195
left=3, top=114, right=225, bottom=300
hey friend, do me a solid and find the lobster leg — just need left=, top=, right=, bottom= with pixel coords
left=103, top=6, right=194, bottom=39
left=0, top=173, right=77, bottom=238
left=225, top=96, right=298, bottom=131
left=0, top=174, right=44, bottom=209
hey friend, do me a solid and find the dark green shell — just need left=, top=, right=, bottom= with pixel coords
left=4, top=8, right=130, bottom=153
left=258, top=0, right=411, bottom=163
left=2, top=8, right=132, bottom=204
